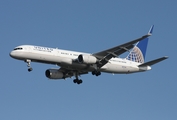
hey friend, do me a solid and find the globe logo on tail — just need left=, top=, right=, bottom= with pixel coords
left=127, top=46, right=144, bottom=63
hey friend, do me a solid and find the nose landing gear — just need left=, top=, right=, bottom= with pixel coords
left=25, top=59, right=33, bottom=72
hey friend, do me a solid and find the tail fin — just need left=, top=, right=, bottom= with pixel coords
left=126, top=25, right=154, bottom=63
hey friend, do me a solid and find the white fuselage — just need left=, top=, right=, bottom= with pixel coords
left=10, top=45, right=150, bottom=74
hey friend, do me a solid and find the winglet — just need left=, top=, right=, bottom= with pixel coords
left=148, top=25, right=154, bottom=35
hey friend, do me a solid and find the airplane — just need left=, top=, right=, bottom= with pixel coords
left=10, top=25, right=168, bottom=84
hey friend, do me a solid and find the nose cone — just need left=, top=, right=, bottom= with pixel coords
left=9, top=51, right=15, bottom=58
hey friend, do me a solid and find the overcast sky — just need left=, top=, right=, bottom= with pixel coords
left=0, top=1, right=176, bottom=120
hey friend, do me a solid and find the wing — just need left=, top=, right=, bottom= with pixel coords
left=93, top=33, right=152, bottom=68
left=58, top=67, right=88, bottom=78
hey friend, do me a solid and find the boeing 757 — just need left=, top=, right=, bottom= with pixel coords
left=10, top=25, right=168, bottom=84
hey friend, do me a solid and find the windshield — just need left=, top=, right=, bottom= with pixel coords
left=14, top=47, right=23, bottom=50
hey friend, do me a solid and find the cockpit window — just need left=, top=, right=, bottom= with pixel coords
left=14, top=47, right=23, bottom=50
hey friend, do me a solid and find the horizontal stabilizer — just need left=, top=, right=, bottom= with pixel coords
left=138, top=56, right=168, bottom=67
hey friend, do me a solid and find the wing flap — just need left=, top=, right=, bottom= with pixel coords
left=97, top=45, right=134, bottom=68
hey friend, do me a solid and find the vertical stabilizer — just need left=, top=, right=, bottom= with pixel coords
left=126, top=38, right=148, bottom=63
left=126, top=25, right=154, bottom=63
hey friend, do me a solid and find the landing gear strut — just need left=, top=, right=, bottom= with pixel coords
left=73, top=72, right=83, bottom=84
left=25, top=59, right=33, bottom=72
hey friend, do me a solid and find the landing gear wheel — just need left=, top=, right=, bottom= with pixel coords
left=92, top=71, right=95, bottom=75
left=92, top=71, right=101, bottom=76
left=28, top=68, right=33, bottom=72
left=96, top=72, right=101, bottom=76
left=73, top=79, right=83, bottom=84
left=73, top=79, right=77, bottom=83
left=77, top=79, right=83, bottom=84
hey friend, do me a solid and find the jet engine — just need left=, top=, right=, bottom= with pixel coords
left=78, top=54, right=97, bottom=64
left=45, top=69, right=64, bottom=79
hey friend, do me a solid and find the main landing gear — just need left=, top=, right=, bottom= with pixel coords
left=73, top=73, right=83, bottom=84
left=73, top=71, right=101, bottom=84
left=73, top=79, right=83, bottom=84
left=91, top=64, right=101, bottom=76
left=25, top=59, right=33, bottom=72
left=92, top=71, right=101, bottom=76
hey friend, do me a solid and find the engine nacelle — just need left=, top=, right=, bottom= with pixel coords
left=45, top=69, right=64, bottom=79
left=78, top=54, right=97, bottom=64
